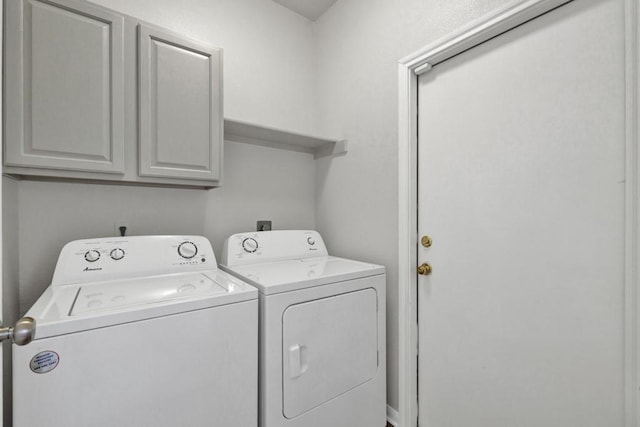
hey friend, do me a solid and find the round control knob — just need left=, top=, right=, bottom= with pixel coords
left=242, top=238, right=259, bottom=253
left=84, top=250, right=100, bottom=262
left=12, top=317, right=36, bottom=346
left=110, top=248, right=125, bottom=260
left=307, top=237, right=315, bottom=245
left=178, top=241, right=198, bottom=259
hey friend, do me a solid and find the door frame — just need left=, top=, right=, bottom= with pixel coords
left=397, top=0, right=640, bottom=426
left=1, top=0, right=4, bottom=422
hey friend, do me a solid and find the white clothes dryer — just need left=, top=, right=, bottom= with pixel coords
left=220, top=230, right=386, bottom=427
left=13, top=235, right=258, bottom=427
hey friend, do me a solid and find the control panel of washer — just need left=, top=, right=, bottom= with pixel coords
left=51, top=235, right=216, bottom=286
left=221, top=230, right=329, bottom=267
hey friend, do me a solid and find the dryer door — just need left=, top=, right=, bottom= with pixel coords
left=282, top=288, right=378, bottom=418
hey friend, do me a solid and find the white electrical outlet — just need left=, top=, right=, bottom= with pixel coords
left=114, top=222, right=130, bottom=237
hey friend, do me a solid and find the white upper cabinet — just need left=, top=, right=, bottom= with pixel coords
left=4, top=0, right=223, bottom=188
left=4, top=0, right=125, bottom=173
left=138, top=24, right=222, bottom=182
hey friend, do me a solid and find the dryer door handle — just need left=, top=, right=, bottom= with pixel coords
left=288, top=344, right=308, bottom=379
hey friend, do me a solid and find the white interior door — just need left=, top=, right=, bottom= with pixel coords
left=417, top=0, right=626, bottom=426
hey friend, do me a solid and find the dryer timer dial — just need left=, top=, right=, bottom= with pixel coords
left=242, top=238, right=258, bottom=253
left=178, top=241, right=198, bottom=259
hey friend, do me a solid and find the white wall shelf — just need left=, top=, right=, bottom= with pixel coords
left=224, top=119, right=347, bottom=159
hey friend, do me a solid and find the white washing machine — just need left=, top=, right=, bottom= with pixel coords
left=13, top=235, right=258, bottom=427
left=220, top=230, right=386, bottom=427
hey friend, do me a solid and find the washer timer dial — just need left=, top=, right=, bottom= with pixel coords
left=110, top=248, right=125, bottom=260
left=242, top=238, right=258, bottom=253
left=178, top=241, right=198, bottom=259
left=84, top=250, right=100, bottom=263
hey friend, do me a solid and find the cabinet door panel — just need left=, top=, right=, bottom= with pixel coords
left=5, top=0, right=125, bottom=173
left=139, top=24, right=222, bottom=181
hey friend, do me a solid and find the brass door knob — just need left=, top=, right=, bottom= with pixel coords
left=417, top=263, right=432, bottom=275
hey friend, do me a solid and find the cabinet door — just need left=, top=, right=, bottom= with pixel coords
left=4, top=0, right=125, bottom=173
left=138, top=24, right=222, bottom=182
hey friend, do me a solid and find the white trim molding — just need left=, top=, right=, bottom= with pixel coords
left=387, top=404, right=400, bottom=427
left=405, top=0, right=572, bottom=75
left=397, top=0, right=639, bottom=426
left=397, top=55, right=419, bottom=427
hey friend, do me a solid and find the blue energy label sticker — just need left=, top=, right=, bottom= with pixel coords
left=30, top=351, right=59, bottom=374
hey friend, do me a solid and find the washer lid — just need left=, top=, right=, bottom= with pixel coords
left=26, top=270, right=257, bottom=339
left=70, top=272, right=226, bottom=316
left=220, top=256, right=385, bottom=295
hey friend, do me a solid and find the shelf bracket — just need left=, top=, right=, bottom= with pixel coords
left=314, top=140, right=348, bottom=159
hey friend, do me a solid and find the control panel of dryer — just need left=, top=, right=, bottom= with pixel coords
left=221, top=230, right=329, bottom=267
left=51, top=235, right=217, bottom=286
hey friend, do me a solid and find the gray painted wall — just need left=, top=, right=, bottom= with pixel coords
left=17, top=141, right=316, bottom=312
